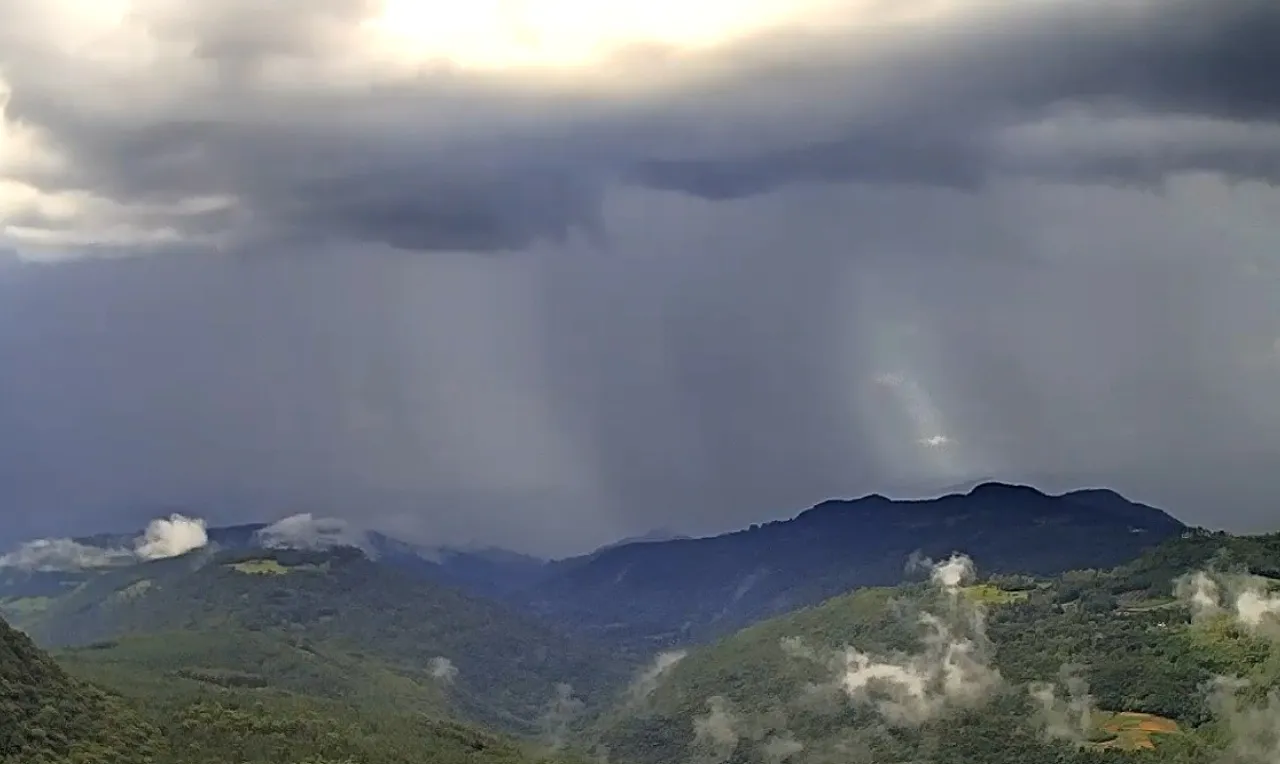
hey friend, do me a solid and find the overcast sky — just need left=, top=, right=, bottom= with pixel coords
left=2, top=0, right=1280, bottom=556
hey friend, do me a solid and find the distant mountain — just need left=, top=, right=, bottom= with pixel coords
left=591, top=528, right=692, bottom=554
left=0, top=483, right=1187, bottom=659
left=0, top=614, right=162, bottom=764
left=14, top=546, right=628, bottom=733
left=369, top=534, right=549, bottom=599
left=0, top=519, right=547, bottom=608
left=523, top=482, right=1185, bottom=650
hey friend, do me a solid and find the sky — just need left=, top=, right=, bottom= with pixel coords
left=2, top=0, right=1280, bottom=557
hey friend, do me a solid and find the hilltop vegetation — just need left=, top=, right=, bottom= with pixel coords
left=3, top=606, right=599, bottom=762
left=589, top=533, right=1280, bottom=764
left=54, top=628, right=450, bottom=718
left=0, top=615, right=162, bottom=764
left=3, top=608, right=596, bottom=764
left=17, top=547, right=628, bottom=733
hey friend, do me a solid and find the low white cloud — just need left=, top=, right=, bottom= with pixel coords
left=785, top=554, right=1000, bottom=727
left=1177, top=571, right=1280, bottom=764
left=1028, top=670, right=1096, bottom=745
left=1, top=513, right=210, bottom=571
left=0, top=537, right=134, bottom=572
left=627, top=649, right=688, bottom=704
left=254, top=513, right=373, bottom=553
left=1207, top=678, right=1280, bottom=764
left=837, top=608, right=1000, bottom=725
left=539, top=683, right=585, bottom=751
left=429, top=656, right=458, bottom=683
left=134, top=513, right=209, bottom=560
left=930, top=553, right=976, bottom=592
left=1177, top=569, right=1280, bottom=638
left=692, top=696, right=742, bottom=764
left=759, top=733, right=804, bottom=764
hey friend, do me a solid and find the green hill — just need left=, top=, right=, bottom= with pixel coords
left=589, top=536, right=1280, bottom=764
left=1, top=589, right=611, bottom=764
left=0, top=614, right=162, bottom=764
left=1, top=610, right=603, bottom=764
left=53, top=628, right=451, bottom=718
left=18, top=546, right=630, bottom=733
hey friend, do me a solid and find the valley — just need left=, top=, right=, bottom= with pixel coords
left=1, top=485, right=1277, bottom=764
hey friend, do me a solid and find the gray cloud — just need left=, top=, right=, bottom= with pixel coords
left=3, top=174, right=1280, bottom=554
left=2, top=1, right=1280, bottom=555
left=2, top=0, right=1279, bottom=255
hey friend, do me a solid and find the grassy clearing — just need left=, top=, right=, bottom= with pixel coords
left=227, top=558, right=329, bottom=575
left=960, top=584, right=1030, bottom=605
left=1090, top=711, right=1180, bottom=751
left=229, top=559, right=291, bottom=575
left=0, top=595, right=54, bottom=615
left=1117, top=598, right=1179, bottom=613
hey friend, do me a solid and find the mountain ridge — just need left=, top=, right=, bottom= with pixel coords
left=521, top=482, right=1185, bottom=650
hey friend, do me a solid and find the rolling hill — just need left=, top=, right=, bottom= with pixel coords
left=1, top=611, right=601, bottom=764
left=0, top=520, right=548, bottom=602
left=588, top=533, right=1280, bottom=764
left=522, top=482, right=1186, bottom=650
left=12, top=546, right=629, bottom=733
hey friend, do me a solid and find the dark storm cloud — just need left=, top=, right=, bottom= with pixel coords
left=635, top=0, right=1280, bottom=198
left=5, top=175, right=1280, bottom=555
left=4, top=0, right=1280, bottom=555
left=3, top=0, right=1280, bottom=255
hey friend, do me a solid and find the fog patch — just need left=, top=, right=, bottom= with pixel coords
left=1, top=513, right=209, bottom=570
left=692, top=696, right=742, bottom=764
left=1028, top=668, right=1096, bottom=745
left=1177, top=570, right=1280, bottom=638
left=255, top=513, right=373, bottom=554
left=1207, top=677, right=1280, bottom=764
left=429, top=656, right=458, bottom=683
left=540, top=683, right=585, bottom=751
left=627, top=649, right=687, bottom=705
left=0, top=538, right=134, bottom=572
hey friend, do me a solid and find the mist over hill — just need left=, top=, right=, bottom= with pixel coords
left=6, top=485, right=1280, bottom=764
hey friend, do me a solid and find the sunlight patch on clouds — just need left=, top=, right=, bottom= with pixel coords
left=365, top=0, right=954, bottom=71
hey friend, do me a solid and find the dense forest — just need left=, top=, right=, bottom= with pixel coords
left=589, top=531, right=1280, bottom=764
left=3, top=610, right=593, bottom=764
left=11, top=547, right=628, bottom=733
left=0, top=615, right=161, bottom=763
left=4, top=529, right=1280, bottom=764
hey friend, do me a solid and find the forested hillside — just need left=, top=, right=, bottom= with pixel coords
left=0, top=615, right=161, bottom=764
left=15, top=546, right=628, bottom=732
left=524, top=483, right=1184, bottom=651
left=3, top=611, right=597, bottom=764
left=590, top=532, right=1280, bottom=764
